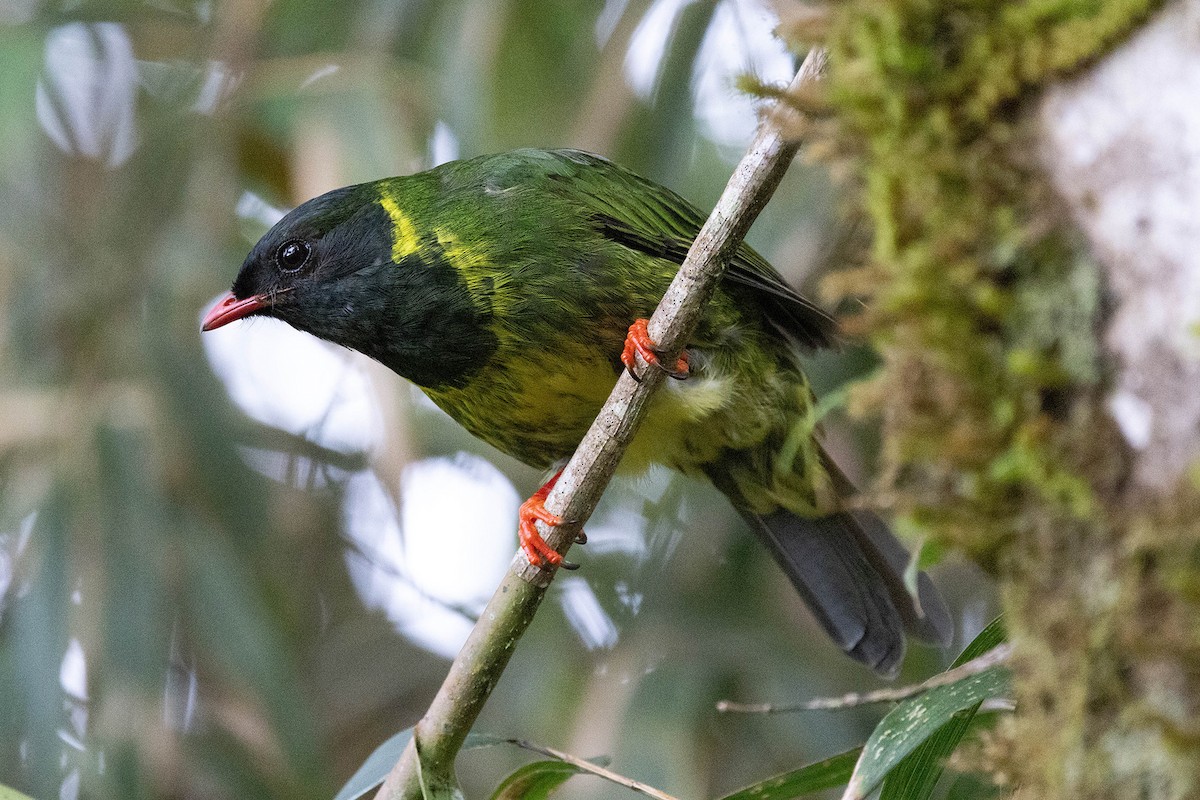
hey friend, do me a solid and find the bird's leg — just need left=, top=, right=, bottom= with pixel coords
left=518, top=468, right=582, bottom=570
left=621, top=319, right=689, bottom=382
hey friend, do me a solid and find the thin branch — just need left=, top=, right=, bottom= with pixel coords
left=716, top=643, right=1013, bottom=714
left=373, top=48, right=828, bottom=800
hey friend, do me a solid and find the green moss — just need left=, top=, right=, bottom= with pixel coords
left=812, top=3, right=1200, bottom=796
left=818, top=1, right=1159, bottom=561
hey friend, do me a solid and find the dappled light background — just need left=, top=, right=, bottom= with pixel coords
left=0, top=2, right=994, bottom=798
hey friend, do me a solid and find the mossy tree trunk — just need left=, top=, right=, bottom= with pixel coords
left=821, top=1, right=1200, bottom=797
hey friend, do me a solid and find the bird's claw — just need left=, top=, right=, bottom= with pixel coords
left=621, top=319, right=689, bottom=381
left=517, top=469, right=586, bottom=569
left=518, top=496, right=564, bottom=568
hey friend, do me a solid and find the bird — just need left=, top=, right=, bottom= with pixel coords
left=202, top=148, right=951, bottom=676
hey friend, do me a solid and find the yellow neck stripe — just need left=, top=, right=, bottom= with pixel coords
left=379, top=195, right=420, bottom=261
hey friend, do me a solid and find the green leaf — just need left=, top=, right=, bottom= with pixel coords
left=951, top=617, right=1008, bottom=668
left=489, top=760, right=583, bottom=800
left=0, top=784, right=36, bottom=800
left=876, top=704, right=977, bottom=800
left=718, top=748, right=861, bottom=800
left=462, top=732, right=510, bottom=750
left=334, top=728, right=413, bottom=800
left=852, top=617, right=1009, bottom=800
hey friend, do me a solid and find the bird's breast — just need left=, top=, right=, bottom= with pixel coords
left=421, top=343, right=619, bottom=467
left=421, top=340, right=752, bottom=477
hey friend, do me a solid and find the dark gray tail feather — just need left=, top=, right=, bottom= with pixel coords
left=743, top=509, right=952, bottom=677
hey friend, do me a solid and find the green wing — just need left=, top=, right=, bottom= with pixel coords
left=541, top=149, right=838, bottom=351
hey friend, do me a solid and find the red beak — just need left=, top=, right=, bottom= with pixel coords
left=201, top=291, right=269, bottom=331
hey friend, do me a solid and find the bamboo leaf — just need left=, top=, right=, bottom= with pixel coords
left=489, top=760, right=583, bottom=800
left=334, top=728, right=412, bottom=800
left=845, top=617, right=1009, bottom=800
left=718, top=748, right=861, bottom=800
left=878, top=616, right=1007, bottom=800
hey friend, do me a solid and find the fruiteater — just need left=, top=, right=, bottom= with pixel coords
left=202, top=148, right=952, bottom=676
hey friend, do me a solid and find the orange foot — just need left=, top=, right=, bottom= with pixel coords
left=621, top=319, right=689, bottom=382
left=518, top=469, right=583, bottom=570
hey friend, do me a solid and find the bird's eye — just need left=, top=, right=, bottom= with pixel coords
left=276, top=240, right=311, bottom=273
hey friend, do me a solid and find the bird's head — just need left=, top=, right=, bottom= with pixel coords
left=202, top=177, right=497, bottom=388
left=201, top=183, right=393, bottom=336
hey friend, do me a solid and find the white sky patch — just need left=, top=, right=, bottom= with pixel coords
left=60, top=638, right=88, bottom=701
left=201, top=309, right=382, bottom=455
left=342, top=455, right=517, bottom=659
left=693, top=0, right=794, bottom=146
left=559, top=577, right=619, bottom=650
left=190, top=60, right=241, bottom=115
left=60, top=770, right=81, bottom=800
left=36, top=22, right=139, bottom=167
left=164, top=631, right=199, bottom=733
left=595, top=0, right=631, bottom=47
left=398, top=454, right=516, bottom=607
left=581, top=502, right=648, bottom=559
left=428, top=120, right=459, bottom=167
left=0, top=513, right=36, bottom=613
left=1108, top=390, right=1154, bottom=450
left=624, top=0, right=693, bottom=99
left=624, top=0, right=794, bottom=147
left=235, top=190, right=287, bottom=230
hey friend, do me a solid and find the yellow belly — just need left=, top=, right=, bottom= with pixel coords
left=424, top=343, right=754, bottom=476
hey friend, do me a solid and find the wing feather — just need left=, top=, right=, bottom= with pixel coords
left=542, top=149, right=839, bottom=351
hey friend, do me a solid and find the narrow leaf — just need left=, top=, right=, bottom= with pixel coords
left=847, top=617, right=1009, bottom=800
left=876, top=707, right=978, bottom=800
left=951, top=617, right=1008, bottom=667
left=879, top=616, right=1007, bottom=800
left=490, top=760, right=583, bottom=800
left=718, top=748, right=861, bottom=800
left=0, top=785, right=36, bottom=800
left=334, top=728, right=413, bottom=800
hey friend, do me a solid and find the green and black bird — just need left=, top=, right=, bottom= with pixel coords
left=203, top=148, right=951, bottom=676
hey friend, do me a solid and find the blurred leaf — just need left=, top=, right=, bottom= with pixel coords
left=878, top=617, right=1006, bottom=800
left=95, top=425, right=168, bottom=689
left=334, top=728, right=412, bottom=800
left=848, top=618, right=1009, bottom=800
left=486, top=0, right=599, bottom=149
left=182, top=533, right=326, bottom=785
left=258, top=0, right=369, bottom=57
left=0, top=783, right=35, bottom=800
left=462, top=732, right=508, bottom=750
left=1, top=487, right=72, bottom=798
left=942, top=770, right=1004, bottom=800
left=489, top=760, right=581, bottom=800
left=952, top=617, right=1008, bottom=666
left=718, top=748, right=860, bottom=800
left=613, top=0, right=718, bottom=180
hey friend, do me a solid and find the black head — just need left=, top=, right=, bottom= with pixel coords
left=202, top=183, right=391, bottom=334
left=203, top=180, right=498, bottom=389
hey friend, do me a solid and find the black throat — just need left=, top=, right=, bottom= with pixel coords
left=273, top=206, right=498, bottom=390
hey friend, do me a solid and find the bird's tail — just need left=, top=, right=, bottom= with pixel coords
left=739, top=507, right=952, bottom=677
left=704, top=444, right=952, bottom=677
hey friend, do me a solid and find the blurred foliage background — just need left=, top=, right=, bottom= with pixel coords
left=0, top=1, right=993, bottom=798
